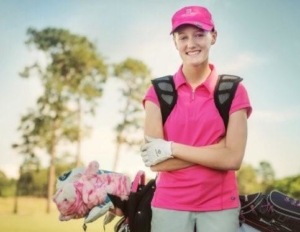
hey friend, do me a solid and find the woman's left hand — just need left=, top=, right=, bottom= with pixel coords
left=140, top=136, right=173, bottom=167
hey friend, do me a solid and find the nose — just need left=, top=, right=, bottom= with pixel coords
left=187, top=37, right=197, bottom=49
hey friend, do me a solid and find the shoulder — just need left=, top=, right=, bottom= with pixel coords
left=236, top=81, right=250, bottom=96
left=231, top=82, right=252, bottom=118
left=143, top=85, right=159, bottom=107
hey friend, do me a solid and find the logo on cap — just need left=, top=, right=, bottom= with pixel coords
left=186, top=8, right=192, bottom=15
left=194, top=22, right=203, bottom=28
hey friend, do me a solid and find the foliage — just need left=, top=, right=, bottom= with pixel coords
left=256, top=160, right=275, bottom=193
left=112, top=58, right=152, bottom=170
left=237, top=164, right=261, bottom=194
left=16, top=161, right=76, bottom=198
left=272, top=175, right=300, bottom=199
left=113, top=58, right=152, bottom=145
left=13, top=27, right=108, bottom=212
left=16, top=27, right=108, bottom=154
left=0, top=171, right=16, bottom=197
left=237, top=162, right=300, bottom=199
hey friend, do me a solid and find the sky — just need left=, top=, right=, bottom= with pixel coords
left=0, top=0, right=300, bottom=180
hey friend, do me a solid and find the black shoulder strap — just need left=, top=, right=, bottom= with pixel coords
left=152, top=74, right=242, bottom=131
left=151, top=76, right=177, bottom=125
left=214, top=74, right=243, bottom=130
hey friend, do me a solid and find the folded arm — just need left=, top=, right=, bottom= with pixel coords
left=144, top=101, right=194, bottom=171
left=149, top=139, right=226, bottom=171
left=144, top=101, right=249, bottom=171
left=171, top=109, right=248, bottom=170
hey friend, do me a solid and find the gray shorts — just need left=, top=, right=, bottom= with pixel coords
left=151, top=207, right=240, bottom=232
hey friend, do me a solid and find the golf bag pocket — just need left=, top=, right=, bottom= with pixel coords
left=239, top=190, right=300, bottom=232
left=265, top=190, right=300, bottom=231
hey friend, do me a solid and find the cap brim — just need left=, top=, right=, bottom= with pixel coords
left=170, top=21, right=213, bottom=34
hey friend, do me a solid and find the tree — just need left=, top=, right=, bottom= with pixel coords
left=23, top=27, right=108, bottom=166
left=237, top=164, right=261, bottom=194
left=0, top=171, right=16, bottom=197
left=13, top=154, right=40, bottom=214
left=0, top=170, right=7, bottom=196
left=112, top=58, right=152, bottom=171
left=273, top=175, right=300, bottom=199
left=256, top=161, right=275, bottom=193
left=13, top=27, right=107, bottom=213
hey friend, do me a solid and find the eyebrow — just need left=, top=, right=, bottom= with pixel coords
left=176, top=25, right=206, bottom=33
left=177, top=29, right=207, bottom=35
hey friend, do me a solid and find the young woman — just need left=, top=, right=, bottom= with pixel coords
left=141, top=5, right=252, bottom=232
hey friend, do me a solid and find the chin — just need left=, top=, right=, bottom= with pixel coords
left=186, top=61, right=205, bottom=67
left=184, top=57, right=207, bottom=67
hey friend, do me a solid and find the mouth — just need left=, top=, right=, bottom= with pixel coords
left=186, top=50, right=201, bottom=56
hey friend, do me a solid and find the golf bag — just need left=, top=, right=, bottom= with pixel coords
left=114, top=171, right=155, bottom=232
left=239, top=190, right=300, bottom=232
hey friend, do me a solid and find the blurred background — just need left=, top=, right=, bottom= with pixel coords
left=1, top=0, right=300, bottom=231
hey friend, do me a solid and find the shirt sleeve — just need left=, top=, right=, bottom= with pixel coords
left=229, top=83, right=252, bottom=118
left=142, top=85, right=159, bottom=108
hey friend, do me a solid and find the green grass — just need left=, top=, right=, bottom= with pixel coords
left=0, top=197, right=120, bottom=232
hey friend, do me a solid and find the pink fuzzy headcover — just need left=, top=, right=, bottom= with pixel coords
left=52, top=161, right=131, bottom=221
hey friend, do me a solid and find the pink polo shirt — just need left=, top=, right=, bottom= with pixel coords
left=143, top=64, right=252, bottom=211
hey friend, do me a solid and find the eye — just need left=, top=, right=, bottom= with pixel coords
left=195, top=33, right=205, bottom=38
left=58, top=170, right=71, bottom=181
left=178, top=35, right=187, bottom=40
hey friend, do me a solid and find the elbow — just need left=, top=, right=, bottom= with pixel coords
left=228, top=153, right=244, bottom=171
left=225, top=162, right=240, bottom=171
left=150, top=166, right=159, bottom=172
left=230, top=162, right=242, bottom=171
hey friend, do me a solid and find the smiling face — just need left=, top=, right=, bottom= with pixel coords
left=173, top=25, right=217, bottom=68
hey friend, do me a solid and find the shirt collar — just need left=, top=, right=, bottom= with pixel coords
left=203, top=64, right=218, bottom=94
left=173, top=65, right=186, bottom=89
left=173, top=64, right=218, bottom=95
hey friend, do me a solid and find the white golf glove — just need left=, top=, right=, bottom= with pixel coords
left=140, top=136, right=173, bottom=167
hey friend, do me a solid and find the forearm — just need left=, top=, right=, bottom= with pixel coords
left=150, top=140, right=225, bottom=172
left=172, top=111, right=248, bottom=171
left=150, top=158, right=195, bottom=172
left=172, top=143, right=243, bottom=170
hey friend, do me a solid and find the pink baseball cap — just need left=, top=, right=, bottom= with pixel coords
left=170, top=6, right=215, bottom=34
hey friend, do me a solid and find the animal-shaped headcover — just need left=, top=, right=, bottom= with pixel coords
left=52, top=160, right=131, bottom=222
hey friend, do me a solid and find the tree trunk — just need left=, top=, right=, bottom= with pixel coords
left=46, top=145, right=56, bottom=213
left=13, top=180, right=20, bottom=214
left=75, top=98, right=82, bottom=167
left=46, top=119, right=57, bottom=214
left=112, top=100, right=129, bottom=172
left=112, top=138, right=121, bottom=172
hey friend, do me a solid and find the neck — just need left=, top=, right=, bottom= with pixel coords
left=182, top=62, right=211, bottom=88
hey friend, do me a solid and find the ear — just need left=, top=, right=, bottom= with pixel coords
left=173, top=35, right=179, bottom=50
left=84, top=161, right=99, bottom=177
left=211, top=30, right=217, bottom=45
